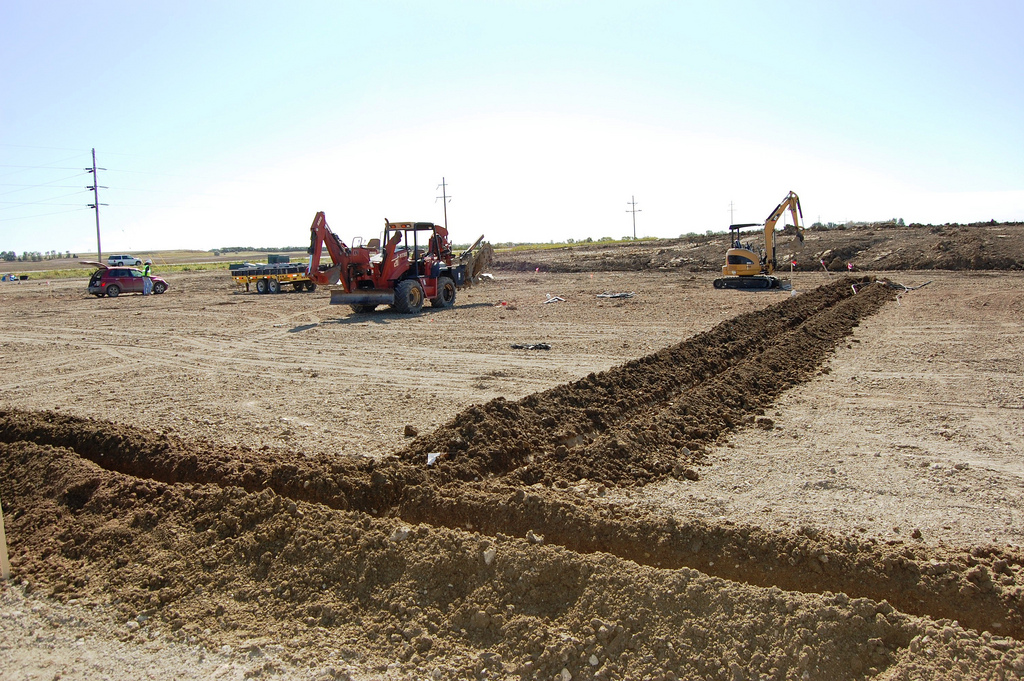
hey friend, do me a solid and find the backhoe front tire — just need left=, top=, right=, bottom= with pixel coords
left=430, top=276, right=456, bottom=308
left=350, top=304, right=376, bottom=313
left=393, top=280, right=425, bottom=313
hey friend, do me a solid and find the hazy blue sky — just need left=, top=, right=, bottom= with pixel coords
left=2, top=1, right=1022, bottom=253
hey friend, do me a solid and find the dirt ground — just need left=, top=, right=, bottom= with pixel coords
left=495, top=221, right=1024, bottom=274
left=1, top=266, right=1023, bottom=680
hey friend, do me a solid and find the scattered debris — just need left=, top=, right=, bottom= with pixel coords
left=426, top=452, right=443, bottom=466
left=494, top=301, right=518, bottom=310
left=404, top=425, right=418, bottom=437
left=885, top=279, right=933, bottom=292
left=596, top=292, right=635, bottom=299
left=543, top=294, right=566, bottom=304
left=511, top=343, right=551, bottom=350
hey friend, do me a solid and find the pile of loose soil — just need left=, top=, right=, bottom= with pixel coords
left=400, top=278, right=894, bottom=486
left=493, top=222, right=1024, bottom=274
left=3, top=278, right=1024, bottom=679
left=3, top=440, right=1024, bottom=680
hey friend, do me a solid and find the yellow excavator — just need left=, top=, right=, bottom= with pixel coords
left=713, top=190, right=805, bottom=290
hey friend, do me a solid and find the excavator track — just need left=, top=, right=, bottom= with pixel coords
left=713, top=275, right=782, bottom=290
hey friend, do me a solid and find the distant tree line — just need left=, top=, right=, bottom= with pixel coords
left=1, top=250, right=76, bottom=262
left=214, top=246, right=307, bottom=256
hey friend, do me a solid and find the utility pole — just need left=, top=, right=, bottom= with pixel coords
left=435, top=177, right=451, bottom=230
left=729, top=201, right=735, bottom=224
left=85, top=148, right=107, bottom=260
left=626, top=195, right=641, bottom=239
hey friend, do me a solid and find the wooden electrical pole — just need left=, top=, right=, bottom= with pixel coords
left=436, top=177, right=451, bottom=230
left=86, top=148, right=107, bottom=260
left=626, top=195, right=641, bottom=239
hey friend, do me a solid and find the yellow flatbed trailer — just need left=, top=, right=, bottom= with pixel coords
left=230, top=263, right=318, bottom=294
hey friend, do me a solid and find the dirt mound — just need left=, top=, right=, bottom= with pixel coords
left=492, top=222, right=1024, bottom=274
left=400, top=278, right=893, bottom=486
left=3, top=439, right=1024, bottom=680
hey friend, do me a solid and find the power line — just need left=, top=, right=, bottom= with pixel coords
left=0, top=144, right=92, bottom=153
left=0, top=207, right=89, bottom=222
left=0, top=189, right=91, bottom=210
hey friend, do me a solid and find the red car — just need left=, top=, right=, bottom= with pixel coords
left=88, top=266, right=168, bottom=297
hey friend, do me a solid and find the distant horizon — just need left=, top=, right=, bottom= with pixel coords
left=5, top=216, right=1023, bottom=259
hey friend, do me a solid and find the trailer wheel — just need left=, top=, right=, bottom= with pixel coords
left=268, top=278, right=281, bottom=294
left=430, top=276, right=456, bottom=308
left=256, top=278, right=269, bottom=294
left=292, top=282, right=304, bottom=291
left=305, top=282, right=317, bottom=292
left=394, top=280, right=425, bottom=313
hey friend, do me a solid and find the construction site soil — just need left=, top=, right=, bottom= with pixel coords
left=495, top=221, right=1024, bottom=275
left=2, top=247, right=1024, bottom=679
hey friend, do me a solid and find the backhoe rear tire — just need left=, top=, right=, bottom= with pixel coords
left=394, top=280, right=425, bottom=313
left=430, top=276, right=456, bottom=308
left=350, top=304, right=377, bottom=313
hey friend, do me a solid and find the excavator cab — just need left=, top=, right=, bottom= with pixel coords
left=721, top=223, right=763, bottom=278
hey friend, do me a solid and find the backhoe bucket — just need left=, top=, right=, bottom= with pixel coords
left=460, top=241, right=494, bottom=286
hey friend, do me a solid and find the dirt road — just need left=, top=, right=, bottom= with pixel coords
left=1, top=268, right=1022, bottom=679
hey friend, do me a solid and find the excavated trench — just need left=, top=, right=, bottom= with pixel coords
left=2, top=278, right=1024, bottom=679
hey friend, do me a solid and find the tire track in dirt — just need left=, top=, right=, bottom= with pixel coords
left=3, top=279, right=1022, bottom=642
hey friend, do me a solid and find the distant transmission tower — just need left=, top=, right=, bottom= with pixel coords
left=435, top=177, right=451, bottom=230
left=626, top=195, right=641, bottom=239
left=85, top=148, right=108, bottom=260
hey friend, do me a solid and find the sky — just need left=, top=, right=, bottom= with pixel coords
left=2, top=1, right=1022, bottom=254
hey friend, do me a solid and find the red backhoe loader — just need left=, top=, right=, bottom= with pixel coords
left=306, top=211, right=483, bottom=313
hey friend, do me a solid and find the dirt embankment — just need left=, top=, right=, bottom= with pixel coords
left=494, top=221, right=1024, bottom=274
left=4, top=431, right=1024, bottom=680
left=3, top=278, right=1024, bottom=679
